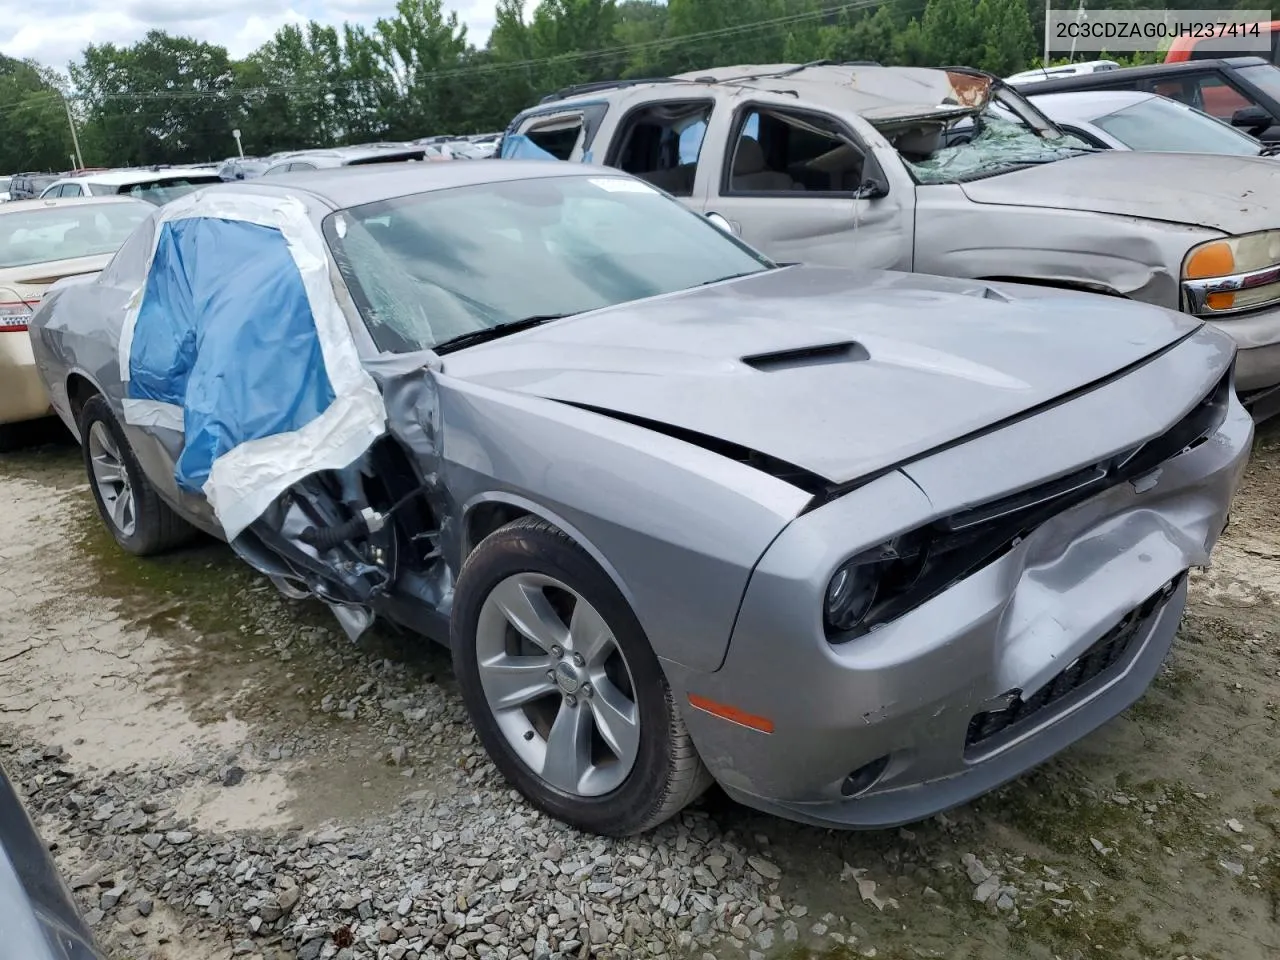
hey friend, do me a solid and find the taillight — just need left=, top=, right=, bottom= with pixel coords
left=0, top=299, right=37, bottom=333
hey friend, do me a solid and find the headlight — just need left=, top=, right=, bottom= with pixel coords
left=1182, top=230, right=1280, bottom=315
left=824, top=536, right=929, bottom=637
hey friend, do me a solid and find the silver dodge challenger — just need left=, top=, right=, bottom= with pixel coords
left=27, top=161, right=1251, bottom=835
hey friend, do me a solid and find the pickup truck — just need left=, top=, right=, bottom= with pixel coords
left=502, top=62, right=1280, bottom=416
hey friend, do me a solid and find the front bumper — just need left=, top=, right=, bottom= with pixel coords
left=1206, top=305, right=1280, bottom=394
left=669, top=339, right=1253, bottom=829
left=0, top=331, right=52, bottom=426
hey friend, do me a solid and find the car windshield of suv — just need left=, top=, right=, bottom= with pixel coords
left=325, top=174, right=774, bottom=353
left=1236, top=63, right=1280, bottom=100
left=901, top=102, right=1094, bottom=184
left=1091, top=96, right=1262, bottom=155
left=0, top=202, right=150, bottom=268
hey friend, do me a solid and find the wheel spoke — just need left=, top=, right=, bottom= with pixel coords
left=110, top=489, right=130, bottom=530
left=588, top=677, right=640, bottom=766
left=541, top=700, right=592, bottom=793
left=489, top=577, right=568, bottom=653
left=479, top=653, right=557, bottom=711
left=569, top=599, right=613, bottom=667
left=91, top=453, right=122, bottom=486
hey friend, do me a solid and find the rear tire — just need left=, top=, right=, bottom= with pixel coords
left=79, top=394, right=194, bottom=556
left=452, top=516, right=712, bottom=836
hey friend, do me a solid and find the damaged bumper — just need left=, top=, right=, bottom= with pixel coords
left=671, top=339, right=1252, bottom=830
left=1208, top=304, right=1280, bottom=397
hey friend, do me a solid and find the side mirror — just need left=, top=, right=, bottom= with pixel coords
left=1231, top=105, right=1272, bottom=135
left=852, top=178, right=889, bottom=200
left=706, top=212, right=736, bottom=235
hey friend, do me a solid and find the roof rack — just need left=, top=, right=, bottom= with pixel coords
left=539, top=76, right=686, bottom=104
left=537, top=60, right=891, bottom=104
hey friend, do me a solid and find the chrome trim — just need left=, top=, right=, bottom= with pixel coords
left=1183, top=264, right=1280, bottom=316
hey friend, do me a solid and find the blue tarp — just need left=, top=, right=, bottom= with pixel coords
left=127, top=217, right=336, bottom=494
left=499, top=134, right=560, bottom=161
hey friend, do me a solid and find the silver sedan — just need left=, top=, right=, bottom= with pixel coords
left=28, top=161, right=1251, bottom=834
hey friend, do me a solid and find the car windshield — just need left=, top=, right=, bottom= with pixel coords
left=1237, top=63, right=1280, bottom=100
left=325, top=174, right=773, bottom=353
left=1091, top=96, right=1262, bottom=155
left=0, top=202, right=150, bottom=268
left=902, top=103, right=1094, bottom=184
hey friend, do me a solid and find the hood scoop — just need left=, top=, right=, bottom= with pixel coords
left=742, top=340, right=869, bottom=371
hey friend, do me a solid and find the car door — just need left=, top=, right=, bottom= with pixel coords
left=696, top=98, right=913, bottom=270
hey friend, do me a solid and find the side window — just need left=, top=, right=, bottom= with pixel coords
left=65, top=183, right=84, bottom=197
left=519, top=113, right=585, bottom=160
left=1147, top=73, right=1251, bottom=118
left=606, top=100, right=714, bottom=197
left=291, top=162, right=316, bottom=171
left=725, top=107, right=867, bottom=195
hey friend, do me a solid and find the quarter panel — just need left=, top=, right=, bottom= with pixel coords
left=435, top=376, right=807, bottom=673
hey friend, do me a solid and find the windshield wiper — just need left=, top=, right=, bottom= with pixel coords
left=1260, top=143, right=1280, bottom=156
left=433, top=314, right=571, bottom=354
left=695, top=269, right=770, bottom=288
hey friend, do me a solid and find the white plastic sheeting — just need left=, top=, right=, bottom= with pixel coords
left=117, top=189, right=387, bottom=540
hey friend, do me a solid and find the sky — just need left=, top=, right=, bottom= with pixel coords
left=0, top=0, right=511, bottom=75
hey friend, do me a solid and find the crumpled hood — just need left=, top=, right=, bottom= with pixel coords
left=441, top=266, right=1200, bottom=485
left=960, top=151, right=1280, bottom=235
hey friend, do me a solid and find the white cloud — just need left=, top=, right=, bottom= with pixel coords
left=0, top=0, right=509, bottom=75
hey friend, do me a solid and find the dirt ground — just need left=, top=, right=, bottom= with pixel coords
left=0, top=416, right=1278, bottom=960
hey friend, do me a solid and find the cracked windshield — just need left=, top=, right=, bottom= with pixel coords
left=902, top=104, right=1095, bottom=183
left=3, top=2, right=1280, bottom=960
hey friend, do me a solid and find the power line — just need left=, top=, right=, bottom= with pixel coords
left=58, top=0, right=897, bottom=105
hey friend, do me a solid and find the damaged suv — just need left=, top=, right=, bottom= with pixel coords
left=503, top=62, right=1280, bottom=414
left=29, top=163, right=1250, bottom=835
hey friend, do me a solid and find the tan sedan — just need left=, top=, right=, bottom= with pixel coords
left=0, top=195, right=151, bottom=447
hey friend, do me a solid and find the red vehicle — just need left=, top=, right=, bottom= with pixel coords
left=1165, top=22, right=1280, bottom=116
left=1166, top=20, right=1279, bottom=65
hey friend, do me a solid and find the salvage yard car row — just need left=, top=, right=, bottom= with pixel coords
left=0, top=61, right=1271, bottom=846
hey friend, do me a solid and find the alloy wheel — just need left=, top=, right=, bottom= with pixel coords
left=88, top=421, right=136, bottom=537
left=475, top=571, right=640, bottom=797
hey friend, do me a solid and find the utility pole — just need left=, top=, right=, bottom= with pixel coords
left=63, top=95, right=84, bottom=170
left=1043, top=4, right=1051, bottom=68
left=1068, top=0, right=1087, bottom=61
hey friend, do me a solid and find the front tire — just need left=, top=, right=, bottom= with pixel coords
left=452, top=516, right=711, bottom=836
left=79, top=394, right=194, bottom=556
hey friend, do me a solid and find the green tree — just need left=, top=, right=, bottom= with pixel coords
left=72, top=31, right=239, bottom=165
left=0, top=56, right=74, bottom=172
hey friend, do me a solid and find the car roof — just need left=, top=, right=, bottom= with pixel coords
left=1028, top=89, right=1159, bottom=121
left=70, top=168, right=224, bottom=186
left=542, top=63, right=1003, bottom=123
left=211, top=159, right=636, bottom=210
left=0, top=195, right=152, bottom=213
left=1012, top=56, right=1272, bottom=93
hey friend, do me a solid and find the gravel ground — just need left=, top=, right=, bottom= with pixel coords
left=0, top=420, right=1278, bottom=960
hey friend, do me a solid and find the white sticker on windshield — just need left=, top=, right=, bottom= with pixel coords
left=589, top=177, right=654, bottom=193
